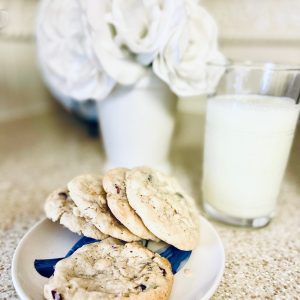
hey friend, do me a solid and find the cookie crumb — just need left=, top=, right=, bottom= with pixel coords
left=183, top=268, right=192, bottom=277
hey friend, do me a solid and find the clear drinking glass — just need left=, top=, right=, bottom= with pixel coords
left=202, top=62, right=300, bottom=228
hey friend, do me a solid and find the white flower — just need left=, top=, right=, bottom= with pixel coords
left=37, top=0, right=225, bottom=100
left=37, top=0, right=115, bottom=101
left=109, top=0, right=185, bottom=65
left=153, top=0, right=226, bottom=96
left=83, top=0, right=186, bottom=85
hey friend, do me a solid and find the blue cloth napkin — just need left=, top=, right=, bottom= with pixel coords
left=34, top=237, right=97, bottom=278
left=34, top=237, right=191, bottom=278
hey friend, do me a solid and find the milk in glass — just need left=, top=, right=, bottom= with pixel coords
left=203, top=95, right=300, bottom=219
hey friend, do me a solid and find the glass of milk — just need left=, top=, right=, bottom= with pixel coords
left=202, top=62, right=300, bottom=227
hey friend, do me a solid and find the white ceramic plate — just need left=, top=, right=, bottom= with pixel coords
left=12, top=216, right=224, bottom=300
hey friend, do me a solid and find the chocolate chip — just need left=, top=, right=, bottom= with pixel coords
left=175, top=192, right=184, bottom=198
left=114, top=184, right=121, bottom=194
left=159, top=267, right=167, bottom=277
left=147, top=175, right=152, bottom=182
left=58, top=192, right=68, bottom=199
left=51, top=290, right=63, bottom=300
left=139, top=284, right=146, bottom=291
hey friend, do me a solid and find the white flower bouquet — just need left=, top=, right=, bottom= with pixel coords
left=37, top=0, right=225, bottom=103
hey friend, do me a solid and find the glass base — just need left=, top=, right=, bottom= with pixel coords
left=203, top=202, right=273, bottom=228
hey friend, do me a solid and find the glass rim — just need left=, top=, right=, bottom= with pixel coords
left=207, top=60, right=300, bottom=71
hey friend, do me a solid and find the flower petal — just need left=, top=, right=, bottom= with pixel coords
left=37, top=0, right=115, bottom=101
left=84, top=0, right=147, bottom=85
left=153, top=0, right=227, bottom=96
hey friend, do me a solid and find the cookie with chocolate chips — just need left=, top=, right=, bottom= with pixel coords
left=44, top=238, right=173, bottom=300
left=103, top=168, right=159, bottom=241
left=44, top=187, right=107, bottom=240
left=126, top=167, right=199, bottom=250
left=67, top=174, right=140, bottom=242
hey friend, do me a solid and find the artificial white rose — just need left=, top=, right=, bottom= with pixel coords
left=109, top=0, right=186, bottom=65
left=153, top=0, right=226, bottom=96
left=82, top=0, right=186, bottom=85
left=37, top=0, right=115, bottom=101
left=83, top=0, right=146, bottom=85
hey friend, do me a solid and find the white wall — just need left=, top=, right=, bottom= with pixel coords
left=202, top=0, right=300, bottom=64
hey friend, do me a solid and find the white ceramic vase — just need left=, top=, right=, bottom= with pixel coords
left=97, top=71, right=177, bottom=173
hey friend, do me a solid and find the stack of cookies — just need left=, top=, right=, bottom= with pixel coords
left=45, top=166, right=199, bottom=250
left=44, top=166, right=199, bottom=300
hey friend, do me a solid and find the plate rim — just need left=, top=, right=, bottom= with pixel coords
left=198, top=217, right=225, bottom=300
left=11, top=216, right=225, bottom=300
left=12, top=218, right=44, bottom=300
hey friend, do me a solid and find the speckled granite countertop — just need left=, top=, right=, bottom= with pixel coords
left=0, top=106, right=299, bottom=299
